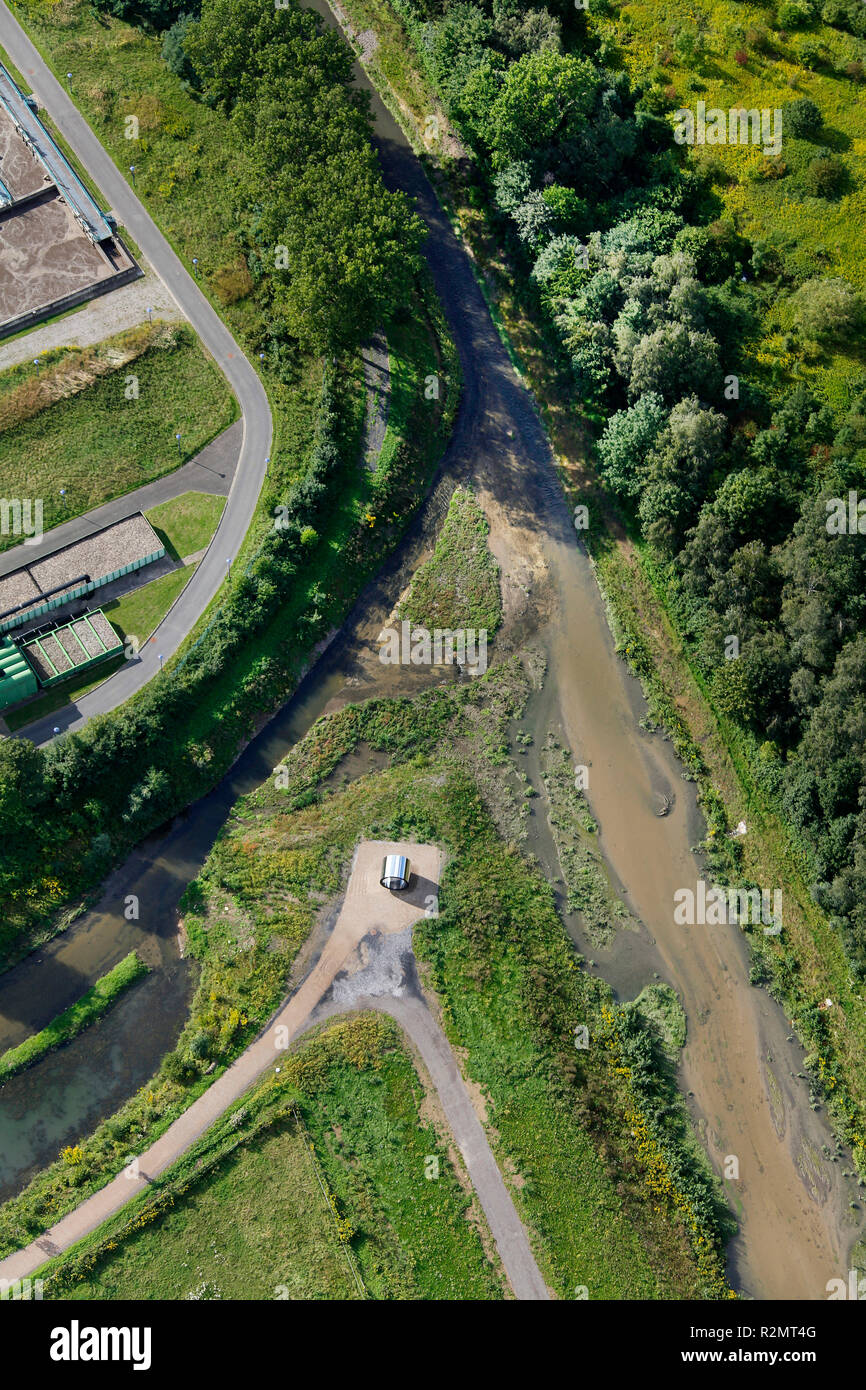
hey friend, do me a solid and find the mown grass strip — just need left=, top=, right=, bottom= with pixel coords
left=0, top=951, right=148, bottom=1084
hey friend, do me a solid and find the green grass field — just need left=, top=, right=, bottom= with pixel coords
left=145, top=492, right=225, bottom=561
left=52, top=1120, right=360, bottom=1301
left=0, top=326, right=235, bottom=549
left=103, top=564, right=196, bottom=648
left=42, top=1017, right=502, bottom=1301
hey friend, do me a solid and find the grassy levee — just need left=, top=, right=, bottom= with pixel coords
left=0, top=323, right=235, bottom=549
left=320, top=0, right=866, bottom=1175
left=0, top=951, right=147, bottom=1084
left=34, top=1017, right=504, bottom=1301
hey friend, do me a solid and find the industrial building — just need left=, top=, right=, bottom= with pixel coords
left=0, top=62, right=139, bottom=337
left=0, top=608, right=123, bottom=713
left=0, top=512, right=165, bottom=635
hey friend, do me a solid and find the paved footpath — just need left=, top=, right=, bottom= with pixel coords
left=0, top=843, right=549, bottom=1300
left=0, top=0, right=272, bottom=744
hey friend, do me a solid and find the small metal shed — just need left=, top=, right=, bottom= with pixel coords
left=380, top=854, right=411, bottom=891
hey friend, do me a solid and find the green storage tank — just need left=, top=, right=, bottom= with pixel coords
left=0, top=637, right=37, bottom=711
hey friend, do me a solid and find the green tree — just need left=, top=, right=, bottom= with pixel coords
left=266, top=152, right=425, bottom=353
left=484, top=49, right=599, bottom=168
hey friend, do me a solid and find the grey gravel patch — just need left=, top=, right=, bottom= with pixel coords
left=356, top=28, right=379, bottom=62
left=360, top=329, right=390, bottom=471
left=329, top=924, right=417, bottom=1005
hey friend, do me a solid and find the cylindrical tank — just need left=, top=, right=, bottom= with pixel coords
left=380, top=854, right=410, bottom=891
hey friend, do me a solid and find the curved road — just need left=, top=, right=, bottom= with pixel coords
left=0, top=0, right=272, bottom=747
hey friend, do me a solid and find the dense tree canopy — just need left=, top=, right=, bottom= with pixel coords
left=183, top=0, right=424, bottom=353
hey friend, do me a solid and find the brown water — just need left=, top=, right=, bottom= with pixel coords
left=0, top=0, right=860, bottom=1297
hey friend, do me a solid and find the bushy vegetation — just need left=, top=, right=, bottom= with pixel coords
left=399, top=484, right=502, bottom=630
left=183, top=0, right=425, bottom=352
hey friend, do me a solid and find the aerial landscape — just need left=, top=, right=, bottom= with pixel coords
left=0, top=0, right=865, bottom=1352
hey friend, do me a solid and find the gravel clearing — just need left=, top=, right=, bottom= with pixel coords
left=56, top=626, right=86, bottom=666
left=72, top=619, right=102, bottom=657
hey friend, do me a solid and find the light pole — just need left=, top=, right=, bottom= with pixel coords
left=146, top=306, right=153, bottom=324
left=158, top=653, right=164, bottom=673
left=264, top=455, right=270, bottom=474
left=60, top=487, right=67, bottom=512
left=192, top=257, right=199, bottom=279
left=175, top=433, right=182, bottom=459
left=129, top=164, right=135, bottom=187
left=33, top=357, right=40, bottom=376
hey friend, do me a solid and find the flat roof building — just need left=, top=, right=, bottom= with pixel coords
left=0, top=513, right=165, bottom=632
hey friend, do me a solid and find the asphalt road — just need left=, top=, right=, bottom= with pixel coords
left=0, top=0, right=272, bottom=747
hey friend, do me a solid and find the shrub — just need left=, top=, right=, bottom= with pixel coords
left=782, top=97, right=823, bottom=138
left=789, top=276, right=865, bottom=343
left=161, top=13, right=199, bottom=86
left=803, top=152, right=847, bottom=197
left=776, top=0, right=815, bottom=29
